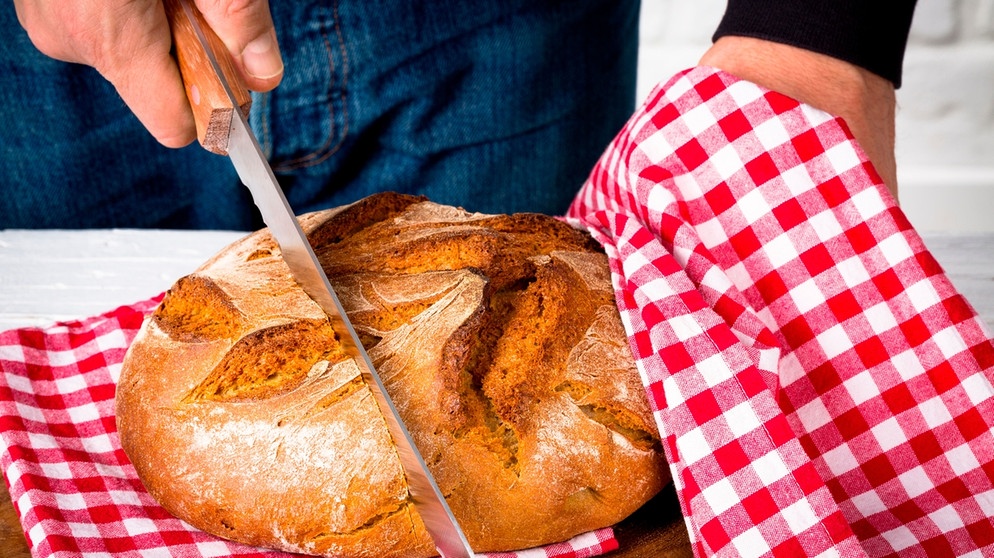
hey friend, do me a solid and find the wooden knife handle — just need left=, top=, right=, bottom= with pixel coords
left=163, top=0, right=252, bottom=155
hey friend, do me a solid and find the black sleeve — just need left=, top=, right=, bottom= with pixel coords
left=712, top=0, right=918, bottom=87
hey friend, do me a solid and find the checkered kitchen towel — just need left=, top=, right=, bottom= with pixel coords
left=567, top=66, right=994, bottom=556
left=0, top=298, right=618, bottom=557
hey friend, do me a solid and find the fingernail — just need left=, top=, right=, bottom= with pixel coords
left=242, top=32, right=283, bottom=80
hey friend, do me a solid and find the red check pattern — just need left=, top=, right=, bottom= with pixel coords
left=567, top=66, right=994, bottom=556
left=0, top=300, right=617, bottom=557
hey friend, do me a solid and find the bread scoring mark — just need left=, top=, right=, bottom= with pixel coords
left=271, top=364, right=361, bottom=429
left=321, top=228, right=509, bottom=280
left=298, top=375, right=366, bottom=422
left=555, top=305, right=661, bottom=453
left=309, top=500, right=414, bottom=539
left=482, top=256, right=607, bottom=420
left=307, top=193, right=424, bottom=249
left=479, top=213, right=602, bottom=254
left=443, top=255, right=609, bottom=475
left=245, top=248, right=272, bottom=261
left=331, top=270, right=475, bottom=358
left=316, top=208, right=595, bottom=291
left=554, top=381, right=660, bottom=453
left=184, top=319, right=351, bottom=402
left=449, top=277, right=529, bottom=473
left=360, top=269, right=492, bottom=447
left=352, top=280, right=454, bottom=334
left=153, top=275, right=245, bottom=342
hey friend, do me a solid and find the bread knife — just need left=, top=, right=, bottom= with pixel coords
left=162, top=2, right=475, bottom=556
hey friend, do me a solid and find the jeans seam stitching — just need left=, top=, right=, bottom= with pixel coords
left=272, top=0, right=350, bottom=172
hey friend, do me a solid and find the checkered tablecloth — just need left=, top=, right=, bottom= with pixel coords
left=0, top=297, right=618, bottom=557
left=566, top=66, right=994, bottom=556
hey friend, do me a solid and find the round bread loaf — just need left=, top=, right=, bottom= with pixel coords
left=116, top=192, right=669, bottom=556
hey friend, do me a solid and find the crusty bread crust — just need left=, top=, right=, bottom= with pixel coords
left=116, top=193, right=669, bottom=556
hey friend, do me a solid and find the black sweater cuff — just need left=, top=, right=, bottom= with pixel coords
left=712, top=0, right=918, bottom=87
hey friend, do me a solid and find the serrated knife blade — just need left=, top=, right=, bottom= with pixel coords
left=163, top=1, right=475, bottom=556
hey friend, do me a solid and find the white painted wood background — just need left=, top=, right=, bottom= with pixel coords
left=0, top=229, right=991, bottom=334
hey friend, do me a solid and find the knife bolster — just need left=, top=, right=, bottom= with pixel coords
left=200, top=102, right=253, bottom=156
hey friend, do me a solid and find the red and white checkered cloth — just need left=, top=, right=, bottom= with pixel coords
left=0, top=298, right=618, bottom=557
left=566, top=66, right=994, bottom=556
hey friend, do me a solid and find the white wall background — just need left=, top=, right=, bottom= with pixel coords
left=637, top=0, right=994, bottom=233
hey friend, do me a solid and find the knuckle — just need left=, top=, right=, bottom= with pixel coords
left=198, top=0, right=270, bottom=45
left=215, top=0, right=258, bottom=19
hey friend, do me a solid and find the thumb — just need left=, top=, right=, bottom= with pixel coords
left=196, top=0, right=283, bottom=91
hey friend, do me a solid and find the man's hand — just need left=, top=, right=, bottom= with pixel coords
left=14, top=0, right=284, bottom=148
left=699, top=36, right=899, bottom=200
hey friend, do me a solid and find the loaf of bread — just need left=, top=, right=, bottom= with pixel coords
left=116, top=192, right=669, bottom=556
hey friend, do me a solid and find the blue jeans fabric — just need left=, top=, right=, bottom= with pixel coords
left=0, top=0, right=639, bottom=230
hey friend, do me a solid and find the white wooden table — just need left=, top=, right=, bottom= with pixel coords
left=1, top=229, right=991, bottom=333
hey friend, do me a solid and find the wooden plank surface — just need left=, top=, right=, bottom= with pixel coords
left=1, top=229, right=991, bottom=557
